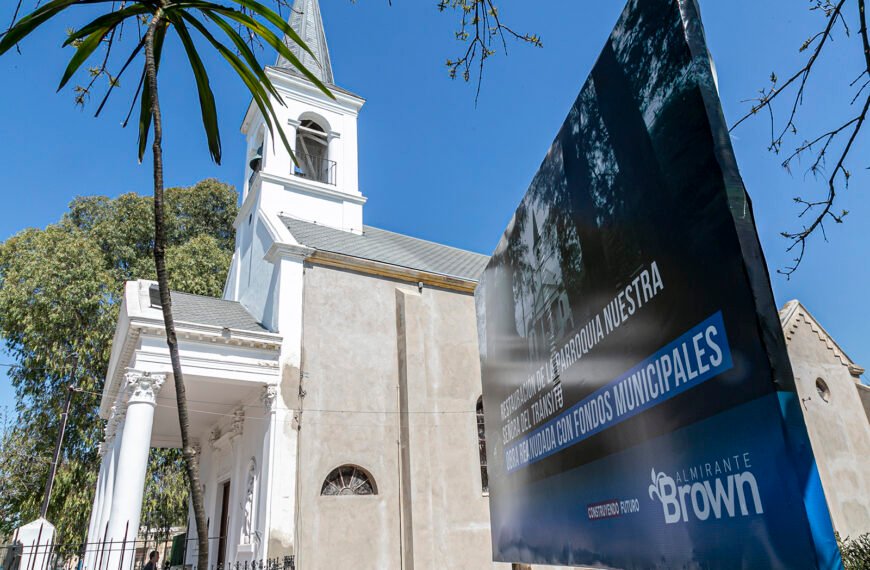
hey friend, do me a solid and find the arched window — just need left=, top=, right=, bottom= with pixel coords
left=247, top=129, right=265, bottom=191
left=321, top=465, right=377, bottom=496
left=477, top=397, right=489, bottom=493
left=294, top=119, right=334, bottom=185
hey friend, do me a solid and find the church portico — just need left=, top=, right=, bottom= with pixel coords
left=84, top=280, right=282, bottom=570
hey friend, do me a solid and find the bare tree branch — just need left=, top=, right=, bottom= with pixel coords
left=732, top=0, right=870, bottom=276
left=438, top=0, right=541, bottom=104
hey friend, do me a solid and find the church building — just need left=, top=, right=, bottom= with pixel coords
left=80, top=1, right=870, bottom=569
left=83, top=1, right=517, bottom=569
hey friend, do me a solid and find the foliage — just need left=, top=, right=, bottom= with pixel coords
left=0, top=427, right=56, bottom=532
left=141, top=448, right=189, bottom=543
left=838, top=533, right=870, bottom=569
left=0, top=427, right=97, bottom=557
left=0, top=0, right=335, bottom=167
left=66, top=179, right=237, bottom=282
left=0, top=179, right=237, bottom=547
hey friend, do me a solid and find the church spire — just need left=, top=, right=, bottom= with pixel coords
left=276, top=0, right=334, bottom=85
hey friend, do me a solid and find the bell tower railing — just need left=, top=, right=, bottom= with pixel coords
left=293, top=151, right=337, bottom=186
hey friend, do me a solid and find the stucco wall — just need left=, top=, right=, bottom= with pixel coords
left=237, top=208, right=281, bottom=332
left=858, top=383, right=870, bottom=423
left=784, top=312, right=870, bottom=538
left=295, top=264, right=512, bottom=570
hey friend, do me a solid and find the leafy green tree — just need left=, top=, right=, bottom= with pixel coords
left=837, top=532, right=870, bottom=569
left=0, top=179, right=237, bottom=553
left=141, top=449, right=190, bottom=544
left=0, top=0, right=335, bottom=560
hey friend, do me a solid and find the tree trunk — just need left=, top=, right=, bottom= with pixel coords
left=144, top=14, right=209, bottom=570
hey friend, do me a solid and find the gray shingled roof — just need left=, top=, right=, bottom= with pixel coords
left=281, top=216, right=490, bottom=282
left=149, top=286, right=268, bottom=332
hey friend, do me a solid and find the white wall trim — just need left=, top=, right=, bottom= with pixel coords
left=100, top=281, right=283, bottom=418
left=264, top=243, right=313, bottom=264
left=259, top=171, right=367, bottom=204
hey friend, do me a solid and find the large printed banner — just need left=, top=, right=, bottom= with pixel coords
left=475, top=0, right=841, bottom=568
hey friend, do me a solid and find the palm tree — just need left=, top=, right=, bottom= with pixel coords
left=0, top=3, right=332, bottom=568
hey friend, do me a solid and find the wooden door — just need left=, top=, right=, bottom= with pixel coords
left=217, top=481, right=231, bottom=568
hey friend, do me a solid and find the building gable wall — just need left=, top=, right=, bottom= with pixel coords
left=783, top=307, right=870, bottom=538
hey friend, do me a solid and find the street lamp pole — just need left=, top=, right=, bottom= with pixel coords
left=39, top=383, right=78, bottom=518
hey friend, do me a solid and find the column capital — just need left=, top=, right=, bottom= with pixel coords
left=230, top=408, right=245, bottom=440
left=208, top=427, right=223, bottom=449
left=104, top=404, right=126, bottom=443
left=123, top=370, right=166, bottom=405
left=261, top=384, right=278, bottom=413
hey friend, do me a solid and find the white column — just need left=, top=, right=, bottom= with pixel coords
left=327, top=131, right=341, bottom=187
left=85, top=449, right=106, bottom=544
left=183, top=443, right=202, bottom=568
left=14, top=518, right=55, bottom=570
left=83, top=445, right=109, bottom=569
left=285, top=118, right=301, bottom=177
left=87, top=406, right=124, bottom=570
left=258, top=385, right=278, bottom=561
left=99, top=420, right=123, bottom=559
left=104, top=371, right=165, bottom=570
left=226, top=409, right=246, bottom=561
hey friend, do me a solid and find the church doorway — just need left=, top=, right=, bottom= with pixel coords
left=217, top=480, right=231, bottom=568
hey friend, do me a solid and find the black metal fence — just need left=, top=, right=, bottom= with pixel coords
left=0, top=525, right=294, bottom=570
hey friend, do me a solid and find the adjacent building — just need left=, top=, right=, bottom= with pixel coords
left=780, top=301, right=870, bottom=539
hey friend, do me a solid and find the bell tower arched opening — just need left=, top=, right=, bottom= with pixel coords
left=294, top=118, right=334, bottom=185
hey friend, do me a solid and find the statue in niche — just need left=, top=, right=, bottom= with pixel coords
left=241, top=458, right=256, bottom=544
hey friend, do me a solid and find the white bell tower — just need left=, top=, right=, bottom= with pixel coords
left=240, top=0, right=366, bottom=233
left=225, top=0, right=365, bottom=325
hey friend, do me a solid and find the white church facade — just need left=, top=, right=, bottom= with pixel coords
left=84, top=1, right=513, bottom=568
left=80, top=1, right=870, bottom=569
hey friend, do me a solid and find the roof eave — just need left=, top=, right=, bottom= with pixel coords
left=305, top=248, right=479, bottom=293
left=99, top=282, right=282, bottom=418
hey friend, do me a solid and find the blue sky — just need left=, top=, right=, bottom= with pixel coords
left=0, top=0, right=867, bottom=411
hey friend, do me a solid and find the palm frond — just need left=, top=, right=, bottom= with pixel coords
left=178, top=10, right=294, bottom=159
left=94, top=35, right=146, bottom=117
left=168, top=13, right=222, bottom=164
left=0, top=0, right=116, bottom=55
left=199, top=8, right=281, bottom=101
left=62, top=4, right=149, bottom=47
left=58, top=25, right=114, bottom=91
left=216, top=0, right=333, bottom=98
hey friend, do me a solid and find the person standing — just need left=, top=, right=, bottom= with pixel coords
left=143, top=551, right=159, bottom=570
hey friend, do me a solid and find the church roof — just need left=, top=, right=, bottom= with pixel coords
left=281, top=216, right=490, bottom=282
left=276, top=0, right=334, bottom=85
left=149, top=285, right=268, bottom=332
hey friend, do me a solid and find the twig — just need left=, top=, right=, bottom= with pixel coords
left=732, top=0, right=869, bottom=276
left=439, top=0, right=541, bottom=104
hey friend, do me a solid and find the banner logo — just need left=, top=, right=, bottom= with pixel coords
left=647, top=460, right=764, bottom=524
